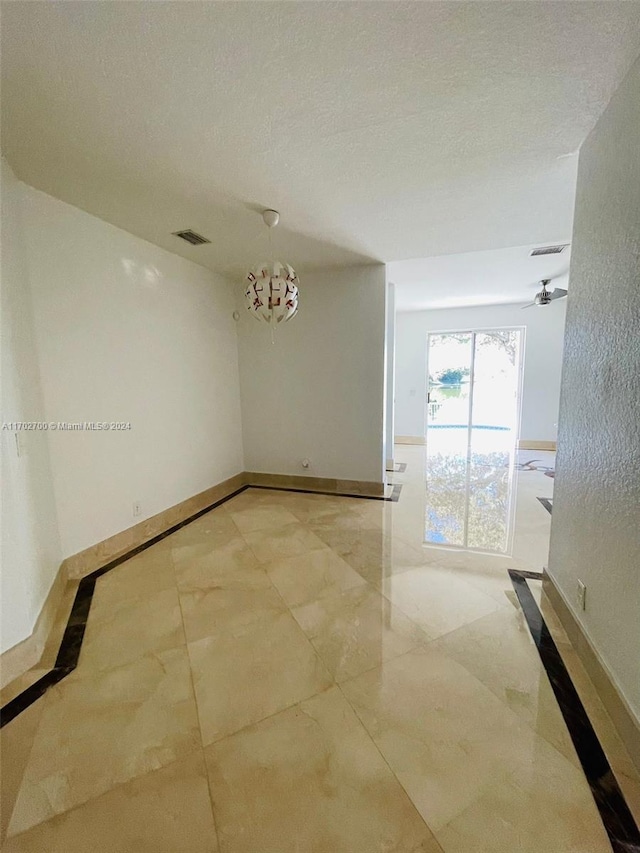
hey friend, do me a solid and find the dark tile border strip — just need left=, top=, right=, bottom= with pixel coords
left=0, top=668, right=73, bottom=727
left=537, top=496, right=553, bottom=515
left=0, top=481, right=402, bottom=728
left=509, top=569, right=640, bottom=852
left=512, top=568, right=546, bottom=580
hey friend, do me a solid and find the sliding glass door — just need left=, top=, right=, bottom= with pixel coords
left=424, top=328, right=523, bottom=554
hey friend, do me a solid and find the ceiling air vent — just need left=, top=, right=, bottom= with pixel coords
left=172, top=229, right=211, bottom=246
left=530, top=244, right=568, bottom=257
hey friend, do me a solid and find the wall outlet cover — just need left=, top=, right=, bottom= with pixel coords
left=577, top=579, right=587, bottom=610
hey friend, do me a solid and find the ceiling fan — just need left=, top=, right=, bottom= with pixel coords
left=522, top=279, right=568, bottom=309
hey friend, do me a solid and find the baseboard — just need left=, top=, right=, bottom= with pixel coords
left=396, top=436, right=556, bottom=451
left=543, top=570, right=640, bottom=772
left=0, top=563, right=68, bottom=690
left=245, top=471, right=384, bottom=498
left=518, top=440, right=557, bottom=451
left=394, top=435, right=426, bottom=445
left=395, top=436, right=556, bottom=451
left=63, top=472, right=248, bottom=580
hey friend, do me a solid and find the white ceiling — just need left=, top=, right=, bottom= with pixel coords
left=390, top=243, right=571, bottom=311
left=2, top=2, right=640, bottom=278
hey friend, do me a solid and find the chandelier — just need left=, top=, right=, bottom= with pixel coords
left=245, top=210, right=299, bottom=325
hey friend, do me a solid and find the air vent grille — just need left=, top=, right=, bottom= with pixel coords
left=172, top=229, right=211, bottom=246
left=530, top=244, right=568, bottom=257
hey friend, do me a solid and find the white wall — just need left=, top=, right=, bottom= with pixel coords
left=237, top=264, right=386, bottom=484
left=549, top=57, right=640, bottom=720
left=394, top=300, right=567, bottom=442
left=6, top=179, right=244, bottom=576
left=1, top=160, right=63, bottom=652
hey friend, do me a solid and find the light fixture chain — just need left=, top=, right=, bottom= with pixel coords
left=268, top=225, right=275, bottom=265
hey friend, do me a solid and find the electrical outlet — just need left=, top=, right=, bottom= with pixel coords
left=577, top=579, right=587, bottom=611
left=133, top=501, right=142, bottom=518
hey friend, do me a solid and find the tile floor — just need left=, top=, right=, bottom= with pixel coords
left=1, top=443, right=639, bottom=851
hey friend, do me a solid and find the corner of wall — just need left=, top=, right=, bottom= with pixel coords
left=1, top=159, right=64, bottom=654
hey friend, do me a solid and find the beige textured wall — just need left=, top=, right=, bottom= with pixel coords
left=549, top=57, right=640, bottom=720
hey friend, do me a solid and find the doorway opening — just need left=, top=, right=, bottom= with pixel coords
left=424, top=328, right=524, bottom=554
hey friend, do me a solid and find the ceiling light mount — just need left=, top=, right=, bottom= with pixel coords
left=262, top=209, right=280, bottom=229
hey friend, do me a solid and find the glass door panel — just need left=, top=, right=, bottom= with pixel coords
left=425, top=332, right=473, bottom=547
left=467, top=330, right=522, bottom=552
left=425, top=328, right=523, bottom=554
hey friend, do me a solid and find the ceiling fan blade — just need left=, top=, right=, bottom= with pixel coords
left=521, top=302, right=537, bottom=309
left=550, top=288, right=568, bottom=300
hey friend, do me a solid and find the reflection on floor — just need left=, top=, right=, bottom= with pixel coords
left=1, top=444, right=639, bottom=852
left=424, top=427, right=520, bottom=553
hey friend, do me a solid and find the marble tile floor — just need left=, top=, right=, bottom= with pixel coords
left=1, top=444, right=638, bottom=852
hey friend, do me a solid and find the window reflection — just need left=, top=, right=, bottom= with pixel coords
left=425, top=442, right=515, bottom=554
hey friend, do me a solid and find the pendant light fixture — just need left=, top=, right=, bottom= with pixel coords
left=245, top=210, right=299, bottom=325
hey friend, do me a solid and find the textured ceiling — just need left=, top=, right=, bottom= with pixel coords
left=391, top=243, right=571, bottom=311
left=2, top=2, right=640, bottom=278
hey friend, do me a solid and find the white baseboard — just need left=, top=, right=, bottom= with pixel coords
left=394, top=435, right=426, bottom=445
left=518, top=440, right=557, bottom=451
